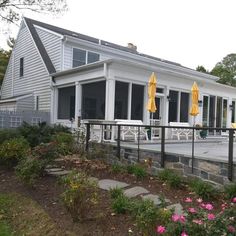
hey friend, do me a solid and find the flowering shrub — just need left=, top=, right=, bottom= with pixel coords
left=156, top=197, right=236, bottom=236
left=61, top=171, right=98, bottom=222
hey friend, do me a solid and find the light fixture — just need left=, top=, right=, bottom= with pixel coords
left=198, top=100, right=203, bottom=107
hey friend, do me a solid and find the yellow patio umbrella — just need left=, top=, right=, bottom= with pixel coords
left=147, top=72, right=157, bottom=119
left=190, top=81, right=199, bottom=124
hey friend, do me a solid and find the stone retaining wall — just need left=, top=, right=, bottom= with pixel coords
left=92, top=143, right=236, bottom=185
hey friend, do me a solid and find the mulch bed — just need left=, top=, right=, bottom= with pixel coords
left=0, top=156, right=226, bottom=236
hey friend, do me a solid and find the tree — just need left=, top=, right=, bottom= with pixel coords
left=0, top=0, right=67, bottom=24
left=211, top=54, right=236, bottom=87
left=196, top=65, right=209, bottom=73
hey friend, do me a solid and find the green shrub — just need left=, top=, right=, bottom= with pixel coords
left=0, top=129, right=21, bottom=144
left=53, top=132, right=75, bottom=155
left=158, top=169, right=183, bottom=188
left=15, top=156, right=45, bottom=186
left=224, top=183, right=236, bottom=199
left=130, top=199, right=159, bottom=236
left=111, top=164, right=126, bottom=174
left=61, top=171, right=98, bottom=222
left=109, top=187, right=123, bottom=199
left=0, top=137, right=30, bottom=168
left=189, top=178, right=219, bottom=200
left=126, top=164, right=147, bottom=180
left=111, top=194, right=131, bottom=214
left=32, top=142, right=58, bottom=162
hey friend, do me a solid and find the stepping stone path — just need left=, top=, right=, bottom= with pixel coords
left=124, top=186, right=149, bottom=198
left=47, top=168, right=183, bottom=213
left=98, top=179, right=129, bottom=190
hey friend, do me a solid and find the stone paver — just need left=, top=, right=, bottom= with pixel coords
left=167, top=203, right=184, bottom=215
left=124, top=186, right=149, bottom=198
left=45, top=168, right=63, bottom=172
left=141, top=194, right=161, bottom=206
left=47, top=170, right=71, bottom=176
left=98, top=179, right=129, bottom=190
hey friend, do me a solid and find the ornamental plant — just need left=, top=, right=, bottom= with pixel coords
left=156, top=197, right=236, bottom=236
left=60, top=171, right=99, bottom=222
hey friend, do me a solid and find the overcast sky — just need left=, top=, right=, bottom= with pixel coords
left=1, top=0, right=236, bottom=71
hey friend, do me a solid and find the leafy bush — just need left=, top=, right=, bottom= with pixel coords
left=0, top=129, right=21, bottom=144
left=130, top=199, right=159, bottom=236
left=109, top=187, right=123, bottom=199
left=224, top=183, right=236, bottom=199
left=111, top=164, right=126, bottom=174
left=53, top=132, right=75, bottom=155
left=0, top=137, right=30, bottom=168
left=158, top=169, right=183, bottom=188
left=157, top=198, right=236, bottom=236
left=111, top=194, right=131, bottom=214
left=189, top=178, right=219, bottom=200
left=15, top=156, right=45, bottom=186
left=32, top=142, right=58, bottom=162
left=61, top=171, right=98, bottom=222
left=126, top=164, right=147, bottom=180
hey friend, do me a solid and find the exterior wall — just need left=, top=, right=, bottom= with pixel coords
left=0, top=102, right=16, bottom=111
left=17, top=95, right=34, bottom=111
left=36, top=27, right=62, bottom=71
left=1, top=22, right=51, bottom=111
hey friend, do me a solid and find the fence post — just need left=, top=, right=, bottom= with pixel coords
left=228, top=129, right=234, bottom=181
left=161, top=127, right=165, bottom=168
left=85, top=123, right=90, bottom=151
left=191, top=128, right=195, bottom=173
left=137, top=126, right=140, bottom=163
left=117, top=125, right=121, bottom=159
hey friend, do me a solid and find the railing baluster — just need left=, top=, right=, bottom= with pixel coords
left=117, top=125, right=121, bottom=159
left=228, top=129, right=234, bottom=181
left=137, top=126, right=140, bottom=162
left=191, top=127, right=195, bottom=173
left=85, top=123, right=90, bottom=151
left=161, top=126, right=165, bottom=168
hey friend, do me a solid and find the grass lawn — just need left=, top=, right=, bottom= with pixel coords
left=0, top=193, right=62, bottom=236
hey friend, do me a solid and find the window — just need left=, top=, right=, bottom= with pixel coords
left=115, top=81, right=129, bottom=119
left=131, top=84, right=144, bottom=120
left=168, top=90, right=178, bottom=122
left=73, top=48, right=100, bottom=68
left=20, top=57, right=24, bottom=77
left=35, top=96, right=39, bottom=110
left=180, top=92, right=189, bottom=122
left=58, top=86, right=75, bottom=119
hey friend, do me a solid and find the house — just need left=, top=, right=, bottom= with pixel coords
left=1, top=17, right=236, bottom=132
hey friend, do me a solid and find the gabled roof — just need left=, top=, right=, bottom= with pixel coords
left=24, top=18, right=56, bottom=74
left=23, top=17, right=183, bottom=69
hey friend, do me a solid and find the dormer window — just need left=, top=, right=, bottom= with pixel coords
left=20, top=57, right=24, bottom=77
left=72, top=48, right=99, bottom=68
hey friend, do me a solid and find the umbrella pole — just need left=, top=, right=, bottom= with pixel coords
left=192, top=116, right=195, bottom=173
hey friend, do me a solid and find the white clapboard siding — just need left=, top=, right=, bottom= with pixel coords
left=36, top=27, right=62, bottom=72
left=1, top=53, right=13, bottom=98
left=64, top=43, right=72, bottom=70
left=17, top=95, right=34, bottom=111
left=10, top=24, right=51, bottom=111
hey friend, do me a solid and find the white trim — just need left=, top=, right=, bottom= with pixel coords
left=34, top=25, right=63, bottom=39
left=0, top=93, right=33, bottom=103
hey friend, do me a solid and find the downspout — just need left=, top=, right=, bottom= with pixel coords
left=12, top=51, right=14, bottom=97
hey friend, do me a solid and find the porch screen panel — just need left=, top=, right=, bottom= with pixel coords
left=216, top=97, right=222, bottom=128
left=131, top=84, right=144, bottom=120
left=114, top=81, right=128, bottom=119
left=203, top=96, right=209, bottom=126
left=180, top=92, right=189, bottom=122
left=168, top=90, right=178, bottom=122
left=209, top=96, right=216, bottom=128
left=58, top=86, right=75, bottom=119
left=82, top=81, right=106, bottom=119
left=231, top=101, right=235, bottom=123
left=223, top=99, right=227, bottom=128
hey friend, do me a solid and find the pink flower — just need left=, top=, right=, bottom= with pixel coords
left=172, top=214, right=180, bottom=222
left=181, top=231, right=188, bottom=236
left=228, top=225, right=236, bottom=233
left=188, top=207, right=197, bottom=213
left=232, top=197, right=236, bottom=203
left=200, top=203, right=206, bottom=208
left=207, top=213, right=215, bottom=220
left=184, top=197, right=192, bottom=203
left=196, top=198, right=203, bottom=203
left=179, top=215, right=186, bottom=223
left=205, top=203, right=214, bottom=210
left=156, top=225, right=166, bottom=234
left=192, top=219, right=203, bottom=225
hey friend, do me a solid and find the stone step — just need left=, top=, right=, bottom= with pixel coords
left=141, top=194, right=162, bottom=206
left=45, top=168, right=64, bottom=172
left=124, top=186, right=149, bottom=198
left=167, top=203, right=184, bottom=215
left=46, top=170, right=72, bottom=177
left=98, top=179, right=129, bottom=191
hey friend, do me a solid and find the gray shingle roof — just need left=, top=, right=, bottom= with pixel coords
left=23, top=17, right=182, bottom=69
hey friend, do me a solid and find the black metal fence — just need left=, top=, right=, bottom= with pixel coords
left=84, top=122, right=235, bottom=182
